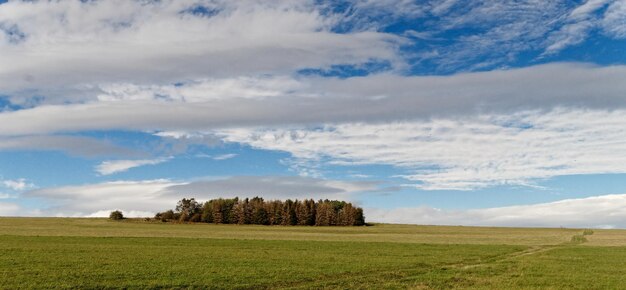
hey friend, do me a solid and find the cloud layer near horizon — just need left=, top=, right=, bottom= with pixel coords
left=369, top=193, right=626, bottom=229
left=7, top=176, right=626, bottom=229
left=20, top=176, right=380, bottom=217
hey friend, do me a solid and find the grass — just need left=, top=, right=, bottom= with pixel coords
left=0, top=218, right=625, bottom=289
left=0, top=217, right=584, bottom=245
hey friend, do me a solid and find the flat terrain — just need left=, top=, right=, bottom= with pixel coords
left=0, top=218, right=625, bottom=289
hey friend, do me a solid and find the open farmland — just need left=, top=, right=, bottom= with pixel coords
left=0, top=218, right=625, bottom=289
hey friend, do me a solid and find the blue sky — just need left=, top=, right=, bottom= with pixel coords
left=2, top=0, right=626, bottom=228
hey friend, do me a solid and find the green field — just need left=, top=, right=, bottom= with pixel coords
left=1, top=218, right=625, bottom=289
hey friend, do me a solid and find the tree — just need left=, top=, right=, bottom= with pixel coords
left=267, top=200, right=283, bottom=225
left=252, top=206, right=270, bottom=225
left=157, top=197, right=365, bottom=226
left=305, top=199, right=317, bottom=226
left=109, top=210, right=124, bottom=220
left=354, top=207, right=365, bottom=226
left=175, top=198, right=201, bottom=222
left=315, top=202, right=335, bottom=226
left=231, top=200, right=247, bottom=224
left=155, top=209, right=176, bottom=222
left=296, top=200, right=314, bottom=225
left=201, top=201, right=214, bottom=223
left=337, top=203, right=356, bottom=226
left=281, top=199, right=298, bottom=225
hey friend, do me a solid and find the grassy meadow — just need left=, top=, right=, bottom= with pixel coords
left=0, top=218, right=625, bottom=289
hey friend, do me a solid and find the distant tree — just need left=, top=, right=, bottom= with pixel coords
left=315, top=202, right=333, bottom=226
left=175, top=198, right=201, bottom=222
left=231, top=200, right=246, bottom=224
left=242, top=198, right=252, bottom=224
left=305, top=199, right=317, bottom=226
left=252, top=206, right=270, bottom=225
left=281, top=200, right=298, bottom=225
left=189, top=213, right=202, bottom=222
left=155, top=209, right=176, bottom=222
left=201, top=201, right=214, bottom=223
left=267, top=200, right=283, bottom=225
left=296, top=200, right=314, bottom=225
left=221, top=198, right=237, bottom=224
left=109, top=210, right=124, bottom=220
left=354, top=208, right=365, bottom=226
left=211, top=199, right=225, bottom=224
left=157, top=197, right=364, bottom=226
left=337, top=203, right=356, bottom=226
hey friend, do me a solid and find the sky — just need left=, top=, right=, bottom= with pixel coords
left=1, top=0, right=626, bottom=228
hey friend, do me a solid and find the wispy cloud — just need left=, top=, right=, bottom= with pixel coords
left=219, top=108, right=626, bottom=190
left=23, top=176, right=381, bottom=217
left=601, top=0, right=626, bottom=38
left=212, top=153, right=237, bottom=160
left=543, top=0, right=612, bottom=55
left=2, top=178, right=34, bottom=191
left=0, top=135, right=140, bottom=157
left=23, top=179, right=181, bottom=217
left=368, top=193, right=626, bottom=229
left=95, top=157, right=172, bottom=175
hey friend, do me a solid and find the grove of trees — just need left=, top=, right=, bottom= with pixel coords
left=155, top=197, right=365, bottom=226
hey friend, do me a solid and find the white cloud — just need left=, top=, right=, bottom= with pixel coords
left=601, top=0, right=626, bottom=38
left=0, top=201, right=22, bottom=216
left=96, top=76, right=305, bottom=102
left=24, top=179, right=182, bottom=216
left=0, top=135, right=140, bottom=157
left=367, top=193, right=626, bottom=229
left=543, top=0, right=612, bottom=55
left=407, top=1, right=572, bottom=70
left=164, top=176, right=380, bottom=201
left=218, top=108, right=626, bottom=190
left=394, top=0, right=626, bottom=69
left=0, top=0, right=402, bottom=96
left=95, top=157, right=172, bottom=175
left=1, top=63, right=626, bottom=136
left=0, top=193, right=11, bottom=199
left=544, top=20, right=596, bottom=55
left=212, top=153, right=237, bottom=160
left=85, top=210, right=155, bottom=218
left=2, top=178, right=34, bottom=191
left=0, top=0, right=624, bottom=93
left=1, top=63, right=626, bottom=190
left=23, top=176, right=380, bottom=217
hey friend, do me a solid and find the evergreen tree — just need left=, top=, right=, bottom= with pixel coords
left=306, top=199, right=317, bottom=226
left=338, top=203, right=356, bottom=226
left=157, top=197, right=364, bottom=226
left=201, top=201, right=214, bottom=223
left=354, top=208, right=365, bottom=226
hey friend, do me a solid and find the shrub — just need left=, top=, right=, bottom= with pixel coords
left=570, top=235, right=588, bottom=244
left=109, top=210, right=124, bottom=220
left=155, top=210, right=176, bottom=222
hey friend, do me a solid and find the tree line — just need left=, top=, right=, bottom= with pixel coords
left=155, top=197, right=365, bottom=226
